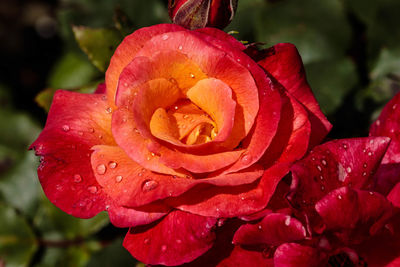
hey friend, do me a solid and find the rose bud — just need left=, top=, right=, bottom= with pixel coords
left=168, top=0, right=238, bottom=30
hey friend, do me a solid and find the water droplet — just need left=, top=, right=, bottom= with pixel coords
left=98, top=135, right=103, bottom=139
left=346, top=167, right=352, bottom=173
left=62, top=125, right=70, bottom=132
left=161, top=245, right=167, bottom=252
left=176, top=239, right=182, bottom=244
left=178, top=45, right=183, bottom=50
left=190, top=73, right=195, bottom=78
left=338, top=195, right=342, bottom=200
left=78, top=131, right=84, bottom=136
left=108, top=161, right=117, bottom=169
left=162, top=34, right=169, bottom=40
left=362, top=172, right=367, bottom=176
left=237, top=58, right=241, bottom=62
left=144, top=238, right=150, bottom=245
left=88, top=186, right=98, bottom=194
left=73, top=174, right=82, bottom=183
left=124, top=82, right=128, bottom=87
left=284, top=216, right=291, bottom=226
left=311, top=157, right=316, bottom=161
left=183, top=114, right=189, bottom=119
left=321, top=185, right=325, bottom=191
left=174, top=105, right=179, bottom=110
left=241, top=154, right=252, bottom=163
left=363, top=163, right=367, bottom=168
left=321, top=159, right=327, bottom=166
left=368, top=152, right=373, bottom=156
left=370, top=139, right=374, bottom=145
left=393, top=104, right=397, bottom=110
left=316, top=165, right=322, bottom=172
left=105, top=107, right=112, bottom=114
left=105, top=205, right=110, bottom=210
left=96, top=164, right=106, bottom=175
left=142, top=180, right=159, bottom=192
left=89, top=128, right=95, bottom=133
left=376, top=120, right=381, bottom=126
left=258, top=225, right=263, bottom=231
left=369, top=191, right=374, bottom=195
left=342, top=144, right=348, bottom=149
left=113, top=175, right=123, bottom=183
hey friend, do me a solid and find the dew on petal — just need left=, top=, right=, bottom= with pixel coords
left=321, top=185, right=325, bottom=191
left=162, top=34, right=169, bottom=40
left=62, top=125, right=70, bottom=132
left=88, top=186, right=98, bottom=194
left=362, top=172, right=367, bottom=176
left=190, top=73, right=195, bottom=78
left=363, top=163, right=367, bottom=168
left=346, top=167, right=352, bottom=173
left=161, top=245, right=167, bottom=252
left=108, top=161, right=117, bottom=169
left=105, top=107, right=112, bottom=114
left=142, top=180, right=159, bottom=192
left=321, top=159, right=327, bottom=166
left=316, top=165, right=322, bottom=172
left=78, top=131, right=84, bottom=136
left=178, top=45, right=183, bottom=50
left=284, top=216, right=291, bottom=226
left=176, top=239, right=182, bottom=244
left=144, top=238, right=150, bottom=245
left=115, top=175, right=123, bottom=183
left=241, top=154, right=252, bottom=163
left=258, top=225, right=262, bottom=231
left=338, top=195, right=343, bottom=200
left=96, top=164, right=106, bottom=175
left=342, top=144, right=348, bottom=149
left=89, top=128, right=95, bottom=133
left=73, top=174, right=82, bottom=183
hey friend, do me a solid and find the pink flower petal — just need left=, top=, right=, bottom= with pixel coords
left=370, top=92, right=400, bottom=195
left=233, top=213, right=306, bottom=246
left=274, top=243, right=328, bottom=267
left=123, top=210, right=217, bottom=266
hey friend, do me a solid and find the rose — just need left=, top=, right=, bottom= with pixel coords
left=219, top=93, right=400, bottom=266
left=30, top=24, right=330, bottom=265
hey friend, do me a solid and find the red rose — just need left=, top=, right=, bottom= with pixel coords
left=30, top=24, right=330, bottom=265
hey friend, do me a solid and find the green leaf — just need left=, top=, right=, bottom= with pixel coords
left=86, top=238, right=139, bottom=267
left=34, top=196, right=109, bottom=240
left=72, top=26, right=123, bottom=72
left=35, top=80, right=102, bottom=112
left=306, top=57, right=358, bottom=114
left=0, top=110, right=41, bottom=150
left=0, top=204, right=37, bottom=267
left=0, top=152, right=40, bottom=218
left=48, top=52, right=100, bottom=89
left=254, top=0, right=351, bottom=64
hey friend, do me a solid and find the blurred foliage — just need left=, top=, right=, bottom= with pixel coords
left=1, top=0, right=400, bottom=266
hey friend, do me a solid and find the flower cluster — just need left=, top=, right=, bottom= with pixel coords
left=30, top=23, right=400, bottom=266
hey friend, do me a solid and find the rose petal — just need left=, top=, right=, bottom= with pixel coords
left=256, top=43, right=332, bottom=147
left=274, top=243, right=327, bottom=267
left=123, top=210, right=217, bottom=266
left=315, top=187, right=396, bottom=243
left=217, top=246, right=274, bottom=267
left=259, top=88, right=311, bottom=167
left=106, top=24, right=185, bottom=105
left=370, top=92, right=400, bottom=195
left=107, top=202, right=169, bottom=228
left=289, top=137, right=390, bottom=212
left=29, top=91, right=114, bottom=218
left=91, top=145, right=263, bottom=207
left=388, top=182, right=400, bottom=208
left=233, top=213, right=306, bottom=246
left=168, top=163, right=291, bottom=217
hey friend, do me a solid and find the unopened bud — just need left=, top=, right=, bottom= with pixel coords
left=168, top=0, right=238, bottom=30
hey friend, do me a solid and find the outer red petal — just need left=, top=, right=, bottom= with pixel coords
left=256, top=43, right=332, bottom=147
left=107, top=202, right=169, bottom=228
left=168, top=162, right=291, bottom=217
left=123, top=210, right=217, bottom=266
left=233, top=213, right=306, bottom=246
left=388, top=182, right=400, bottom=208
left=30, top=91, right=114, bottom=218
left=91, top=145, right=263, bottom=208
left=217, top=246, right=274, bottom=267
left=274, top=243, right=328, bottom=267
left=289, top=137, right=390, bottom=213
left=370, top=92, right=400, bottom=195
